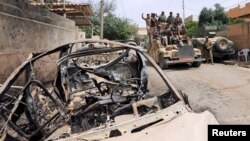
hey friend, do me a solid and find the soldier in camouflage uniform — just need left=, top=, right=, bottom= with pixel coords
left=150, top=13, right=158, bottom=28
left=142, top=13, right=151, bottom=29
left=204, top=36, right=214, bottom=64
left=149, top=25, right=162, bottom=63
left=142, top=13, right=152, bottom=43
left=174, top=13, right=183, bottom=31
left=158, top=11, right=167, bottom=23
left=167, top=12, right=174, bottom=25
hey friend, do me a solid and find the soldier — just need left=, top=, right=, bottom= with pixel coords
left=171, top=23, right=180, bottom=38
left=204, top=36, right=214, bottom=64
left=150, top=13, right=158, bottom=28
left=174, top=13, right=183, bottom=30
left=180, top=24, right=187, bottom=36
left=167, top=11, right=174, bottom=25
left=148, top=25, right=162, bottom=63
left=149, top=13, right=158, bottom=46
left=158, top=11, right=167, bottom=23
left=141, top=13, right=151, bottom=28
left=172, top=13, right=183, bottom=39
left=142, top=13, right=152, bottom=43
left=160, top=24, right=171, bottom=46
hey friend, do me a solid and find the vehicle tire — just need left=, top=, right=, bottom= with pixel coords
left=192, top=61, right=202, bottom=67
left=159, top=57, right=169, bottom=69
left=192, top=56, right=202, bottom=67
left=215, top=37, right=228, bottom=52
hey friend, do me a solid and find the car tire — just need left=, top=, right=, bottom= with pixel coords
left=159, top=57, right=169, bottom=69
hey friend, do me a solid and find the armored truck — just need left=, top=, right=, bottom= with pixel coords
left=147, top=23, right=203, bottom=69
left=192, top=26, right=235, bottom=59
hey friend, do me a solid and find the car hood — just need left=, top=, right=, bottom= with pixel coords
left=104, top=111, right=218, bottom=141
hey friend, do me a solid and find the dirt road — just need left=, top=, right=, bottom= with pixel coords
left=164, top=63, right=250, bottom=124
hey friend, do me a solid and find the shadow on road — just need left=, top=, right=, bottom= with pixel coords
left=164, top=64, right=192, bottom=71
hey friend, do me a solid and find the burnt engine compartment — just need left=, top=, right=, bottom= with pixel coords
left=0, top=42, right=178, bottom=141
left=59, top=49, right=147, bottom=134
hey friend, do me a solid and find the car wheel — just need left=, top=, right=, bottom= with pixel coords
left=159, top=57, right=169, bottom=69
left=215, top=37, right=228, bottom=52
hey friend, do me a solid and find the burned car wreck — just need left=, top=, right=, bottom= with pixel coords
left=0, top=39, right=218, bottom=141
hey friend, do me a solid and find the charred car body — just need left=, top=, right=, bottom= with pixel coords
left=0, top=40, right=218, bottom=141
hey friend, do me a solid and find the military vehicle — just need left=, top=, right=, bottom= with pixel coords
left=192, top=26, right=235, bottom=59
left=147, top=25, right=203, bottom=69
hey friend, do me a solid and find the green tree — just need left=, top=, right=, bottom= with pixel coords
left=198, top=7, right=214, bottom=26
left=104, top=13, right=137, bottom=40
left=198, top=3, right=229, bottom=27
left=186, top=21, right=198, bottom=37
left=82, top=0, right=137, bottom=40
left=228, top=17, right=245, bottom=25
left=213, top=3, right=228, bottom=25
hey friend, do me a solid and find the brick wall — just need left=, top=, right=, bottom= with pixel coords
left=228, top=3, right=250, bottom=19
left=227, top=22, right=250, bottom=51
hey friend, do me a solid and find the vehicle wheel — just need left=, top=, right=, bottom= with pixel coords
left=215, top=37, right=228, bottom=52
left=159, top=57, right=169, bottom=69
left=192, top=61, right=202, bottom=67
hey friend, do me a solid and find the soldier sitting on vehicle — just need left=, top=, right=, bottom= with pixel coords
left=160, top=27, right=169, bottom=47
left=171, top=23, right=180, bottom=39
left=204, top=36, right=214, bottom=64
left=180, top=24, right=187, bottom=36
left=174, top=13, right=183, bottom=31
left=170, top=34, right=181, bottom=45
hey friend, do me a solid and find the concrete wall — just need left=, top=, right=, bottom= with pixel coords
left=0, top=0, right=79, bottom=84
left=227, top=22, right=250, bottom=51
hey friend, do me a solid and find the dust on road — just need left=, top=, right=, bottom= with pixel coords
left=163, top=63, right=250, bottom=124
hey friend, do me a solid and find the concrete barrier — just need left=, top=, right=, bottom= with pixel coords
left=0, top=0, right=79, bottom=84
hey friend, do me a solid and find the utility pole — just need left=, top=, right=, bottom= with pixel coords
left=182, top=0, right=185, bottom=24
left=100, top=0, right=104, bottom=39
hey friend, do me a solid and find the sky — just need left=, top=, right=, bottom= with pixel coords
left=68, top=0, right=250, bottom=27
